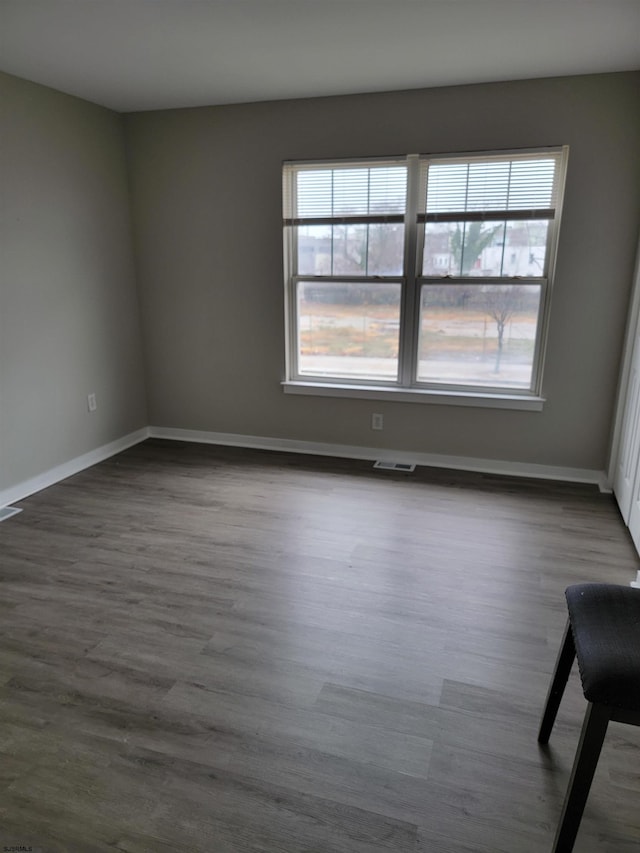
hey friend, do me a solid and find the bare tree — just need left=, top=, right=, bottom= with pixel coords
left=480, top=286, right=522, bottom=373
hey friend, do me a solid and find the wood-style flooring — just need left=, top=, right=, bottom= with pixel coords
left=0, top=439, right=638, bottom=852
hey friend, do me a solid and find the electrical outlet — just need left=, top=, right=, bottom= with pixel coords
left=87, top=393, right=97, bottom=412
left=371, top=413, right=384, bottom=430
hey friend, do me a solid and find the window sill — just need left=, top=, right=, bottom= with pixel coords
left=282, top=381, right=545, bottom=411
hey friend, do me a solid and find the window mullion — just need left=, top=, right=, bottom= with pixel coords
left=398, top=154, right=421, bottom=387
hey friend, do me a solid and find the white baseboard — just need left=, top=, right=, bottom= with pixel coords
left=0, top=427, right=150, bottom=509
left=148, top=426, right=606, bottom=489
left=0, top=424, right=609, bottom=510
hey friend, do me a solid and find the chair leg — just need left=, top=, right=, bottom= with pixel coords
left=551, top=702, right=611, bottom=853
left=538, top=619, right=575, bottom=744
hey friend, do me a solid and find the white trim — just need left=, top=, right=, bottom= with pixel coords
left=0, top=507, right=22, bottom=522
left=284, top=148, right=568, bottom=400
left=0, top=427, right=149, bottom=509
left=0, top=422, right=607, bottom=510
left=598, top=473, right=613, bottom=494
left=148, top=425, right=603, bottom=487
left=607, top=231, right=640, bottom=488
left=282, top=380, right=545, bottom=411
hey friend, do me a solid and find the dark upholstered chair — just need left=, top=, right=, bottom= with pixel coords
left=538, top=583, right=640, bottom=853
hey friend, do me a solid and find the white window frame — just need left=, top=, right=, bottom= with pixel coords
left=282, top=147, right=568, bottom=410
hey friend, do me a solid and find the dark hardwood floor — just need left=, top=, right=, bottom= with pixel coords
left=1, top=439, right=638, bottom=852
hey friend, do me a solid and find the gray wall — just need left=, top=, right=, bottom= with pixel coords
left=126, top=72, right=640, bottom=470
left=3, top=70, right=638, bottom=491
left=0, top=73, right=147, bottom=493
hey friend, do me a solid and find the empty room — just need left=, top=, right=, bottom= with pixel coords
left=1, top=2, right=640, bottom=851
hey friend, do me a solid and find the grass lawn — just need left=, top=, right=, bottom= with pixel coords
left=300, top=304, right=536, bottom=363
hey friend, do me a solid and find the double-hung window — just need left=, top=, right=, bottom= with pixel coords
left=283, top=147, right=568, bottom=404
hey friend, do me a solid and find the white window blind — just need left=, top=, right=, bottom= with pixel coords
left=283, top=161, right=407, bottom=224
left=420, top=151, right=563, bottom=221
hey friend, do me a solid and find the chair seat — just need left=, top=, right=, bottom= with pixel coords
left=566, top=583, right=640, bottom=711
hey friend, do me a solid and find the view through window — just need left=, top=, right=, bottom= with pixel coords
left=283, top=148, right=568, bottom=396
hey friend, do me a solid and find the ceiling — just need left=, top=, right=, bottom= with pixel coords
left=1, top=0, right=639, bottom=113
